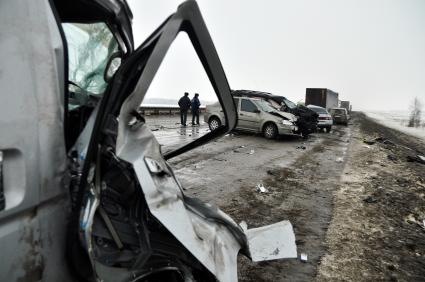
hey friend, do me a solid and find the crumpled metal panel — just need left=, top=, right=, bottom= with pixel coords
left=116, top=123, right=241, bottom=281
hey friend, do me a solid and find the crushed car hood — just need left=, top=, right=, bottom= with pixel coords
left=268, top=110, right=297, bottom=122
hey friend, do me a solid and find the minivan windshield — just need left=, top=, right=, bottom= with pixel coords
left=63, top=22, right=119, bottom=98
left=255, top=99, right=278, bottom=113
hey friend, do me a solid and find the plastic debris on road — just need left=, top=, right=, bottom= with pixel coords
left=249, top=149, right=255, bottom=155
left=256, top=183, right=268, bottom=193
left=336, top=157, right=344, bottom=162
left=300, top=253, right=308, bottom=262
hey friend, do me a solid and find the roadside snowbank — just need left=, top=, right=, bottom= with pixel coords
left=364, top=111, right=425, bottom=141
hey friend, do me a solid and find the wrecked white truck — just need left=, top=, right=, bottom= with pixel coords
left=0, top=0, right=296, bottom=281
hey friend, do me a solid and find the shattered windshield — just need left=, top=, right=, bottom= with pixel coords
left=283, top=97, right=297, bottom=109
left=256, top=99, right=278, bottom=112
left=63, top=23, right=119, bottom=98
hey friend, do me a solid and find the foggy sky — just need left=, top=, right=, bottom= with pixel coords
left=128, top=0, right=425, bottom=111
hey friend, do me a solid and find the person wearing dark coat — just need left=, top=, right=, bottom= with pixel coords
left=178, top=92, right=191, bottom=126
left=191, top=93, right=201, bottom=126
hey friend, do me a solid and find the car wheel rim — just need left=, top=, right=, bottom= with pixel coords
left=210, top=119, right=219, bottom=130
left=265, top=126, right=274, bottom=138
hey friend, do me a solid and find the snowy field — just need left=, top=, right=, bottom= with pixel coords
left=364, top=110, right=425, bottom=141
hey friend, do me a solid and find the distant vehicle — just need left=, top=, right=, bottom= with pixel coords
left=307, top=105, right=333, bottom=132
left=330, top=108, right=349, bottom=125
left=232, top=90, right=318, bottom=138
left=305, top=88, right=339, bottom=110
left=205, top=97, right=298, bottom=139
left=340, top=100, right=351, bottom=113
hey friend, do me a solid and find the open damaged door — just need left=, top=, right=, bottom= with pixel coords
left=67, top=1, right=296, bottom=281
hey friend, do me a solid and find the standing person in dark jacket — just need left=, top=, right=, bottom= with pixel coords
left=178, top=92, right=191, bottom=126
left=191, top=93, right=201, bottom=126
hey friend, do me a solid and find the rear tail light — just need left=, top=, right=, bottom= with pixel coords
left=318, top=117, right=331, bottom=120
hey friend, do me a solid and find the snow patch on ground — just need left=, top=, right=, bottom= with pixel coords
left=364, top=111, right=425, bottom=141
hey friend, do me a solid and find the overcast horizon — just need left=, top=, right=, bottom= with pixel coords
left=128, top=0, right=425, bottom=112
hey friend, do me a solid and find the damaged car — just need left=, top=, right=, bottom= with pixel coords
left=205, top=97, right=298, bottom=139
left=232, top=90, right=319, bottom=138
left=0, top=0, right=296, bottom=281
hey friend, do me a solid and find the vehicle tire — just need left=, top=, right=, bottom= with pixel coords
left=263, top=123, right=278, bottom=139
left=208, top=116, right=221, bottom=131
left=326, top=126, right=332, bottom=133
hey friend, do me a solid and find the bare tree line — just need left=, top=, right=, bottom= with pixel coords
left=408, top=97, right=423, bottom=128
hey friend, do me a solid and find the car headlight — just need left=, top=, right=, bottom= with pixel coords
left=282, top=119, right=293, bottom=126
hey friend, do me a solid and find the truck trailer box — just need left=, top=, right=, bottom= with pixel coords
left=305, top=88, right=339, bottom=110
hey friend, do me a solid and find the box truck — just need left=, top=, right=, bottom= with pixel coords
left=305, top=88, right=339, bottom=110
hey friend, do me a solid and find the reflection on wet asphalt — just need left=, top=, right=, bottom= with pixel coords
left=145, top=115, right=210, bottom=151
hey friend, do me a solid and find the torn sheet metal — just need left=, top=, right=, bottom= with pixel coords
left=246, top=221, right=297, bottom=262
left=117, top=123, right=242, bottom=281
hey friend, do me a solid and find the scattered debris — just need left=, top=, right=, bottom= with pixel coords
left=363, top=196, right=378, bottom=203
left=267, top=170, right=277, bottom=176
left=296, top=145, right=306, bottom=150
left=362, top=145, right=371, bottom=149
left=300, top=253, right=308, bottom=262
left=151, top=128, right=160, bottom=131
left=336, top=157, right=344, bottom=163
left=240, top=145, right=246, bottom=148
left=363, top=139, right=376, bottom=145
left=406, top=155, right=425, bottom=165
left=256, top=183, right=268, bottom=193
left=249, top=149, right=255, bottom=155
left=387, top=154, right=397, bottom=162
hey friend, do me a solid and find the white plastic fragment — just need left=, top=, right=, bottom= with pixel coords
left=336, top=157, right=344, bottom=163
left=239, top=221, right=248, bottom=232
left=300, top=253, right=308, bottom=262
left=256, top=183, right=268, bottom=193
left=249, top=149, right=255, bottom=155
left=246, top=221, right=297, bottom=261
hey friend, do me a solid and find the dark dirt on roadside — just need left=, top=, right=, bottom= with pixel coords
left=317, top=113, right=425, bottom=281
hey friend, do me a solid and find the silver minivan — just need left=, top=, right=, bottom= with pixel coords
left=205, top=97, right=298, bottom=139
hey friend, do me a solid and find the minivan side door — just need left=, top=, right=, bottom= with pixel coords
left=238, top=98, right=260, bottom=131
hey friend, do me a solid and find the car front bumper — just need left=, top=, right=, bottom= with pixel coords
left=317, top=120, right=333, bottom=127
left=278, top=124, right=298, bottom=135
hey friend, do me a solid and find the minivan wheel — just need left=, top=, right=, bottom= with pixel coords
left=263, top=123, right=278, bottom=139
left=208, top=116, right=221, bottom=131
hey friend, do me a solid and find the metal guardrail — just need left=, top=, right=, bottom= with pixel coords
left=139, top=105, right=206, bottom=115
